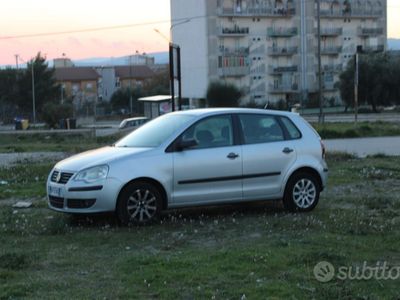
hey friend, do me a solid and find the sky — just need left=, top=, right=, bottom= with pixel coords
left=0, top=0, right=399, bottom=66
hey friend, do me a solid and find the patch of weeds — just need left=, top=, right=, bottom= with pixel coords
left=367, top=153, right=389, bottom=159
left=326, top=151, right=357, bottom=162
left=343, top=129, right=360, bottom=138
left=292, top=250, right=347, bottom=266
left=0, top=284, right=31, bottom=299
left=359, top=124, right=372, bottom=133
left=364, top=196, right=400, bottom=211
left=0, top=163, right=53, bottom=199
left=0, top=253, right=30, bottom=270
left=360, top=166, right=394, bottom=180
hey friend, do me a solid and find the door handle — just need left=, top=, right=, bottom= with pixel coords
left=282, top=147, right=294, bottom=154
left=227, top=152, right=239, bottom=159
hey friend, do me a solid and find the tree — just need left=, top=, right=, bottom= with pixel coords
left=338, top=52, right=400, bottom=112
left=206, top=81, right=242, bottom=107
left=16, top=52, right=59, bottom=118
left=143, top=70, right=169, bottom=95
left=110, top=87, right=143, bottom=115
left=0, top=68, right=19, bottom=122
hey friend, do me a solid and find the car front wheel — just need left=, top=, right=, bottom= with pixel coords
left=117, top=181, right=162, bottom=225
left=283, top=172, right=320, bottom=212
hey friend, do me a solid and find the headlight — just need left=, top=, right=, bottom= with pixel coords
left=74, top=165, right=109, bottom=183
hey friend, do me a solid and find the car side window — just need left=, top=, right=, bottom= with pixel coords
left=280, top=117, right=302, bottom=139
left=182, top=115, right=233, bottom=149
left=239, top=114, right=284, bottom=144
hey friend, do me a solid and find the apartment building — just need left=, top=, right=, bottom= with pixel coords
left=171, top=0, right=387, bottom=106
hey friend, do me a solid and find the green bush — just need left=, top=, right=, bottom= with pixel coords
left=206, top=81, right=242, bottom=107
left=41, top=102, right=73, bottom=128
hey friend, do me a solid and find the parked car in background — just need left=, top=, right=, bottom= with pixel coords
left=47, top=108, right=328, bottom=225
left=118, top=116, right=148, bottom=131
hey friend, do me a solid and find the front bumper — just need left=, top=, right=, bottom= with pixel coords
left=47, top=176, right=123, bottom=214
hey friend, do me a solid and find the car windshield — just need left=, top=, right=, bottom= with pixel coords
left=115, top=114, right=195, bottom=148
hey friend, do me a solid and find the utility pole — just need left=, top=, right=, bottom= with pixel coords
left=31, top=61, right=36, bottom=126
left=15, top=54, right=19, bottom=70
left=317, top=0, right=323, bottom=124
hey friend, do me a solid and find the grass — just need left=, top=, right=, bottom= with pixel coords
left=313, top=121, right=400, bottom=139
left=0, top=132, right=124, bottom=153
left=0, top=154, right=400, bottom=298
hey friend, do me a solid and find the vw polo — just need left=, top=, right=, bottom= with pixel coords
left=47, top=108, right=328, bottom=224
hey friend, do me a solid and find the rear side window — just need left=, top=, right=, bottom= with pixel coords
left=280, top=117, right=302, bottom=140
left=239, top=114, right=284, bottom=144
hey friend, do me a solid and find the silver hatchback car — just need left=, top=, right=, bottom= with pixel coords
left=47, top=108, right=328, bottom=224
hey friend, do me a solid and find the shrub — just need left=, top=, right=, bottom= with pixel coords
left=41, top=102, right=73, bottom=129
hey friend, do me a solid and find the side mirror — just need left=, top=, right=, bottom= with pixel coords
left=176, top=139, right=197, bottom=151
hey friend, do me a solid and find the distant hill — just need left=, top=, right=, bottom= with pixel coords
left=74, top=52, right=169, bottom=67
left=388, top=39, right=400, bottom=50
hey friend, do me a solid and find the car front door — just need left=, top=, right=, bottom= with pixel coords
left=172, top=114, right=243, bottom=206
left=238, top=114, right=298, bottom=200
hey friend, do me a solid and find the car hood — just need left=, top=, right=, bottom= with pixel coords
left=54, top=146, right=151, bottom=172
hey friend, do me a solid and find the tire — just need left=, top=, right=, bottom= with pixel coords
left=283, top=172, right=320, bottom=212
left=117, top=181, right=162, bottom=225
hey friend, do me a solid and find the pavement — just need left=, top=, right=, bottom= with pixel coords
left=324, top=136, right=400, bottom=157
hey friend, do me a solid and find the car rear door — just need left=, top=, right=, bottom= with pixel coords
left=172, top=114, right=243, bottom=205
left=238, top=114, right=298, bottom=200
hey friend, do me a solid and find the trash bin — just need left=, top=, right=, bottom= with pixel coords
left=21, top=119, right=29, bottom=130
left=59, top=119, right=65, bottom=129
left=15, top=120, right=22, bottom=130
left=69, top=118, right=76, bottom=129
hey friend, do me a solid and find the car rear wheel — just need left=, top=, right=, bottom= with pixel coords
left=117, top=181, right=162, bottom=225
left=283, top=172, right=320, bottom=212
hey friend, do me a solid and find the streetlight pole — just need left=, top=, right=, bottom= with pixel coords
left=129, top=54, right=133, bottom=115
left=317, top=0, right=323, bottom=124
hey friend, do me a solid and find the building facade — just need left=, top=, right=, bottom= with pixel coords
left=171, top=0, right=387, bottom=106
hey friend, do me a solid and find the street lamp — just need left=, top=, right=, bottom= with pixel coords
left=16, top=55, right=36, bottom=125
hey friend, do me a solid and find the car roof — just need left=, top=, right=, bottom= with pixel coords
left=169, top=108, right=298, bottom=118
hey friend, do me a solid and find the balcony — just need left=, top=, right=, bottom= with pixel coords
left=322, top=64, right=343, bottom=73
left=318, top=8, right=384, bottom=19
left=269, top=65, right=298, bottom=74
left=317, top=27, right=343, bottom=36
left=357, top=27, right=384, bottom=36
left=218, top=66, right=250, bottom=77
left=267, top=27, right=298, bottom=37
left=319, top=46, right=342, bottom=55
left=267, top=46, right=298, bottom=56
left=219, top=26, right=249, bottom=37
left=363, top=45, right=385, bottom=53
left=219, top=46, right=249, bottom=55
left=218, top=6, right=296, bottom=17
left=269, top=83, right=299, bottom=94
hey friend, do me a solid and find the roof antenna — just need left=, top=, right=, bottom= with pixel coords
left=264, top=101, right=269, bottom=109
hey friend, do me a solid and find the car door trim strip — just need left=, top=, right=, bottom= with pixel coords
left=178, top=172, right=281, bottom=185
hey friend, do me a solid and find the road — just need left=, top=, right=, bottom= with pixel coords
left=324, top=136, right=400, bottom=157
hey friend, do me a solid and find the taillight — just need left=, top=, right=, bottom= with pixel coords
left=320, top=140, right=326, bottom=159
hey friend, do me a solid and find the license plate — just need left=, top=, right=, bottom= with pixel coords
left=48, top=185, right=63, bottom=198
